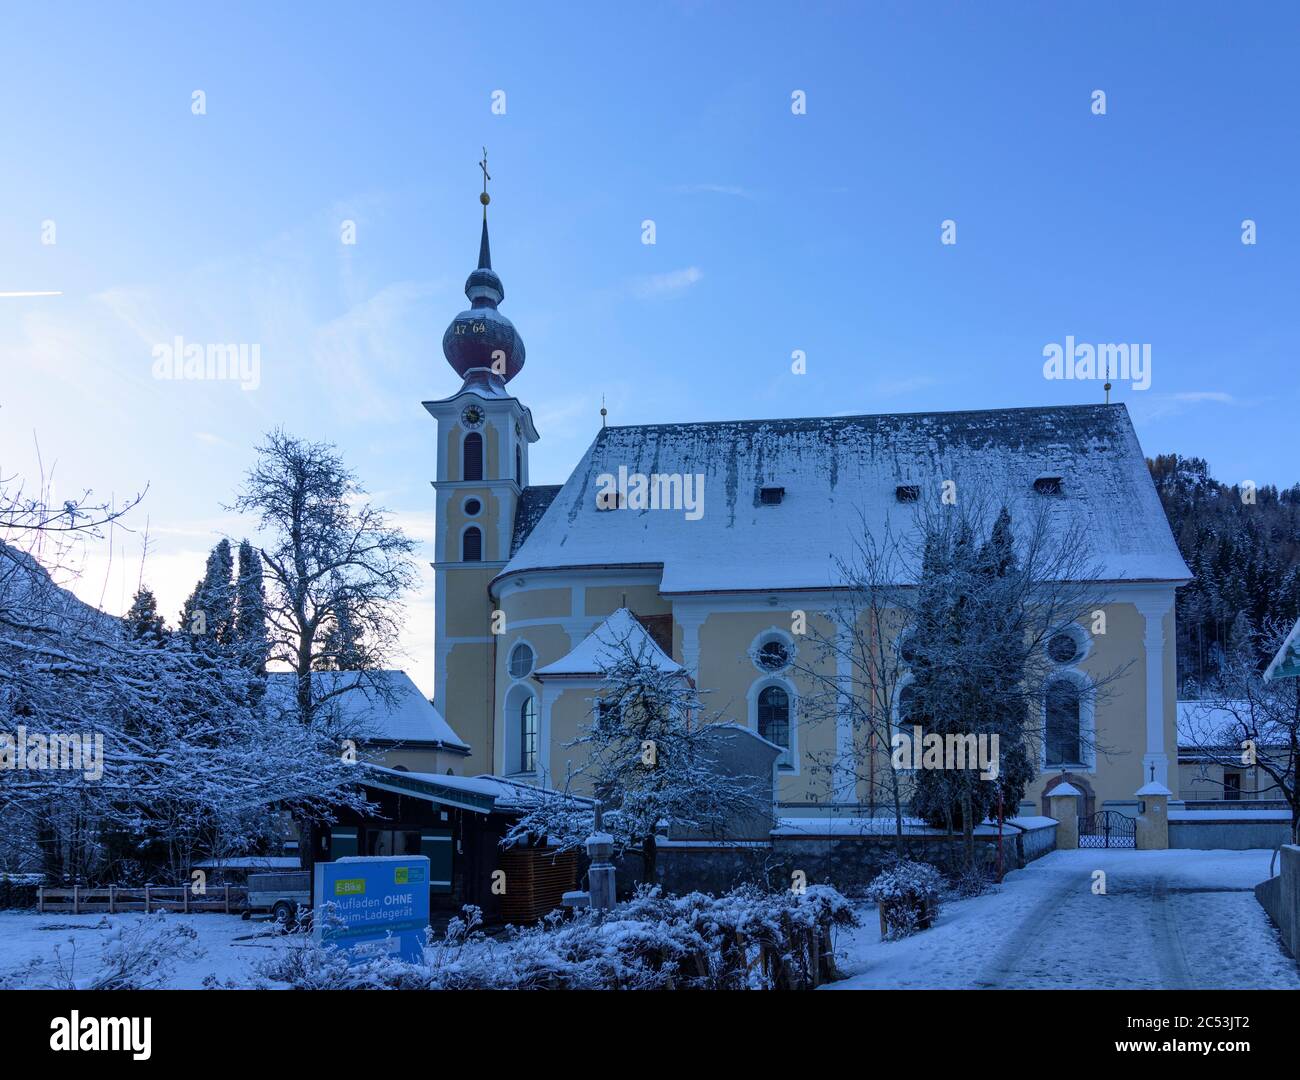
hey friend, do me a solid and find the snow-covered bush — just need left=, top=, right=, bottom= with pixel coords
left=866, top=860, right=943, bottom=940
left=260, top=885, right=857, bottom=990
left=0, top=914, right=203, bottom=989
left=951, top=862, right=993, bottom=898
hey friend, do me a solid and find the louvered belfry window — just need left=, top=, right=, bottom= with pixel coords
left=463, top=433, right=484, bottom=482
left=462, top=526, right=482, bottom=562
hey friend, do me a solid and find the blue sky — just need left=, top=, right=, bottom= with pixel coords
left=2, top=2, right=1297, bottom=693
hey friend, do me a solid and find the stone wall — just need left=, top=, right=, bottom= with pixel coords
left=1019, top=822, right=1059, bottom=862
left=1254, top=845, right=1299, bottom=964
left=652, top=822, right=1058, bottom=896
left=654, top=843, right=775, bottom=895
left=1169, top=815, right=1293, bottom=850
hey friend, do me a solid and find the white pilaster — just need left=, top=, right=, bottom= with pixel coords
left=538, top=681, right=563, bottom=783
left=676, top=610, right=705, bottom=679
left=1136, top=594, right=1173, bottom=787
left=833, top=626, right=855, bottom=803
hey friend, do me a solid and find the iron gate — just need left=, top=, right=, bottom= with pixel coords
left=1078, top=810, right=1135, bottom=848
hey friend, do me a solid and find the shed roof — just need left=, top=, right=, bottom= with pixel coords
left=265, top=670, right=469, bottom=751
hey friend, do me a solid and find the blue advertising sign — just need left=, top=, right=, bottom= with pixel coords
left=313, top=855, right=430, bottom=963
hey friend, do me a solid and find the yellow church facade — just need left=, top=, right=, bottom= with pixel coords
left=425, top=207, right=1188, bottom=823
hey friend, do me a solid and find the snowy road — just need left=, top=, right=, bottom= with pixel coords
left=829, top=849, right=1300, bottom=990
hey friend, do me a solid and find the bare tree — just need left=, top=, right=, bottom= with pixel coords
left=232, top=429, right=417, bottom=723
left=1183, top=623, right=1299, bottom=843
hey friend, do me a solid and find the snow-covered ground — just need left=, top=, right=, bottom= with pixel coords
left=828, top=848, right=1300, bottom=990
left=2, top=849, right=1294, bottom=990
left=0, top=912, right=293, bottom=989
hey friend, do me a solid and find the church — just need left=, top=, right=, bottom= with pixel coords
left=423, top=186, right=1190, bottom=827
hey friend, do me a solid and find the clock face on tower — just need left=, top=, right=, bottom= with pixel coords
left=461, top=404, right=485, bottom=429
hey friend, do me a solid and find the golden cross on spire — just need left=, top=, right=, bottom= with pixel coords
left=478, top=148, right=491, bottom=212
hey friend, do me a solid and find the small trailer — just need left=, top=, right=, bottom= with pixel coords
left=245, top=871, right=312, bottom=927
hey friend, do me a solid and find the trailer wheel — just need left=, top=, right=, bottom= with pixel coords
left=272, top=900, right=297, bottom=930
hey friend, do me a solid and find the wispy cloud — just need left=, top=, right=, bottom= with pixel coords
left=872, top=374, right=939, bottom=398
left=630, top=266, right=704, bottom=299
left=669, top=183, right=757, bottom=200
left=1128, top=390, right=1240, bottom=422
left=1170, top=391, right=1235, bottom=405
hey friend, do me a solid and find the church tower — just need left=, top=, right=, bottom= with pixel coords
left=423, top=157, right=539, bottom=770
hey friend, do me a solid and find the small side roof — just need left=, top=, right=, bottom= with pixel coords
left=1045, top=781, right=1084, bottom=797
left=193, top=856, right=301, bottom=870
left=1135, top=780, right=1174, bottom=797
left=534, top=607, right=683, bottom=680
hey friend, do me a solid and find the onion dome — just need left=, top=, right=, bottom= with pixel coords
left=442, top=185, right=526, bottom=384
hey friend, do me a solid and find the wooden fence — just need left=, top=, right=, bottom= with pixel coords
left=37, top=884, right=248, bottom=915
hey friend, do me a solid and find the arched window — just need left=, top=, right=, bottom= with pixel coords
left=757, top=685, right=791, bottom=768
left=1045, top=679, right=1082, bottom=766
left=519, top=695, right=538, bottom=773
left=596, top=698, right=621, bottom=732
left=891, top=680, right=919, bottom=773
left=515, top=445, right=522, bottom=485
left=462, top=526, right=482, bottom=562
left=896, top=629, right=917, bottom=666
left=508, top=642, right=534, bottom=679
left=463, top=432, right=483, bottom=482
left=897, top=682, right=916, bottom=726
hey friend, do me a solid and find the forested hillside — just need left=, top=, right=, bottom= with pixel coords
left=1148, top=454, right=1300, bottom=691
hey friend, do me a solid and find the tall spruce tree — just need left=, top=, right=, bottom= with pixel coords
left=233, top=539, right=269, bottom=674
left=179, top=539, right=235, bottom=651
left=909, top=506, right=1060, bottom=868
left=975, top=507, right=1035, bottom=818
left=123, top=586, right=168, bottom=647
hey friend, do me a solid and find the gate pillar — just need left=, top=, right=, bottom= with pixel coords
left=1135, top=780, right=1172, bottom=850
left=1046, top=782, right=1083, bottom=850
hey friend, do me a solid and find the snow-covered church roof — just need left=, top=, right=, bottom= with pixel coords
left=498, top=404, right=1190, bottom=594
left=534, top=607, right=684, bottom=679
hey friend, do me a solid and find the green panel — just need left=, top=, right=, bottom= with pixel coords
left=331, top=827, right=359, bottom=859
left=420, top=830, right=454, bottom=894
